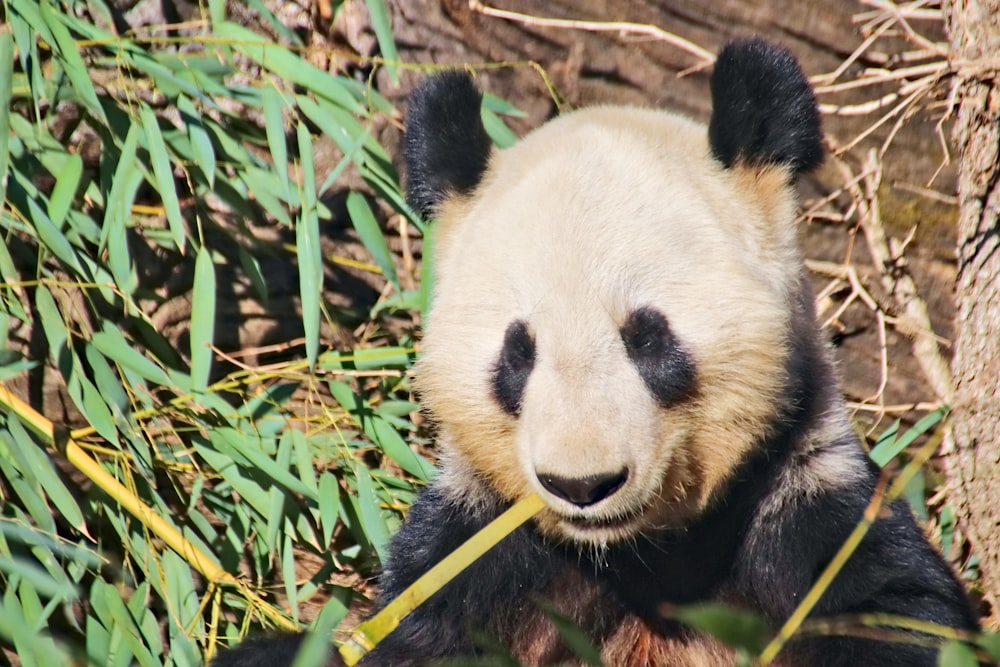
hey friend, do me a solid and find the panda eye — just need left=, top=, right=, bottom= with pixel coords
left=501, top=321, right=536, bottom=370
left=620, top=307, right=696, bottom=406
left=621, top=308, right=666, bottom=356
left=492, top=320, right=536, bottom=416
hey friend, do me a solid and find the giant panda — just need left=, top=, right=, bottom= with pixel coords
left=216, top=38, right=977, bottom=666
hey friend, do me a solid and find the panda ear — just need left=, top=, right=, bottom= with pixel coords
left=404, top=72, right=493, bottom=218
left=708, top=38, right=823, bottom=174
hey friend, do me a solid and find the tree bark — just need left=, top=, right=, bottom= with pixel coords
left=943, top=0, right=1000, bottom=625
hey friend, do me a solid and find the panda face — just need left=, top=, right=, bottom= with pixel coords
left=416, top=108, right=803, bottom=545
left=408, top=40, right=823, bottom=546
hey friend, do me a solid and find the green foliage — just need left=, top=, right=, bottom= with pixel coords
left=0, top=0, right=421, bottom=663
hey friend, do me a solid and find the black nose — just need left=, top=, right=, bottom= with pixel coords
left=537, top=469, right=629, bottom=507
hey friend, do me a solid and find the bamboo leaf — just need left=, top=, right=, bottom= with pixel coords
left=178, top=95, right=216, bottom=188
left=4, top=415, right=87, bottom=535
left=938, top=640, right=978, bottom=667
left=353, top=466, right=390, bottom=562
left=296, top=121, right=322, bottom=369
left=282, top=531, right=299, bottom=622
left=330, top=381, right=434, bottom=481
left=27, top=198, right=83, bottom=275
left=215, top=22, right=363, bottom=113
left=190, top=246, right=216, bottom=392
left=346, top=191, right=398, bottom=289
left=47, top=152, right=82, bottom=230
left=291, top=598, right=347, bottom=667
left=318, top=472, right=341, bottom=547
left=91, top=326, right=172, bottom=387
left=365, top=0, right=398, bottom=83
left=102, top=122, right=143, bottom=294
left=0, top=31, right=13, bottom=206
left=263, top=87, right=290, bottom=198
left=140, top=103, right=186, bottom=250
left=38, top=0, right=108, bottom=124
left=870, top=408, right=947, bottom=468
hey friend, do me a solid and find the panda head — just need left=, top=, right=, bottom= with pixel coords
left=406, top=39, right=823, bottom=546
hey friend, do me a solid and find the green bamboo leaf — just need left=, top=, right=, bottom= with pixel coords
left=47, top=152, right=82, bottom=229
left=238, top=246, right=269, bottom=303
left=0, top=31, right=13, bottom=206
left=27, top=197, right=83, bottom=275
left=282, top=531, right=299, bottom=621
left=938, top=640, right=978, bottom=667
left=318, top=471, right=341, bottom=547
left=263, top=87, right=290, bottom=198
left=5, top=416, right=88, bottom=535
left=102, top=122, right=143, bottom=294
left=330, top=381, right=434, bottom=481
left=190, top=246, right=216, bottom=392
left=71, top=369, right=119, bottom=446
left=365, top=0, right=398, bottom=83
left=0, top=593, right=71, bottom=666
left=291, top=598, right=347, bottom=667
left=0, top=472, right=55, bottom=538
left=265, top=483, right=286, bottom=553
left=161, top=550, right=203, bottom=635
left=215, top=22, right=364, bottom=113
left=354, top=466, right=390, bottom=562
left=870, top=408, right=947, bottom=468
left=31, top=285, right=67, bottom=361
left=127, top=583, right=164, bottom=659
left=346, top=191, right=399, bottom=289
left=289, top=429, right=319, bottom=495
left=38, top=0, right=108, bottom=124
left=673, top=602, right=769, bottom=654
left=239, top=164, right=293, bottom=224
left=139, top=103, right=185, bottom=250
left=297, top=95, right=389, bottom=163
left=178, top=95, right=216, bottom=188
left=91, top=326, right=172, bottom=387
left=296, top=121, right=322, bottom=369
left=85, top=611, right=111, bottom=667
left=208, top=428, right=316, bottom=500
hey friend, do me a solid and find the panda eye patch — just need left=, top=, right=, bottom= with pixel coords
left=492, top=320, right=536, bottom=416
left=621, top=307, right=696, bottom=406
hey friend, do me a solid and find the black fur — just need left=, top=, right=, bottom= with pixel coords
left=211, top=633, right=313, bottom=666
left=403, top=71, right=493, bottom=218
left=491, top=319, right=536, bottom=416
left=620, top=307, right=696, bottom=407
left=709, top=37, right=823, bottom=174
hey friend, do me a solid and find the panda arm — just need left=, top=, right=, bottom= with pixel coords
left=742, top=471, right=977, bottom=666
left=362, top=483, right=556, bottom=664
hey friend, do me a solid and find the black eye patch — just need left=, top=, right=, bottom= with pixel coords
left=620, top=307, right=696, bottom=406
left=492, top=320, right=536, bottom=416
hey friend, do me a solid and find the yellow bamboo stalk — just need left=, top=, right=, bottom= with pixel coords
left=338, top=493, right=547, bottom=665
left=1, top=384, right=238, bottom=584
left=0, top=384, right=298, bottom=631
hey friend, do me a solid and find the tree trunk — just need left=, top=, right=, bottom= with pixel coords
left=943, top=0, right=1000, bottom=625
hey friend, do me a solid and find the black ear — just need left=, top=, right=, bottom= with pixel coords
left=404, top=72, right=493, bottom=218
left=708, top=38, right=823, bottom=174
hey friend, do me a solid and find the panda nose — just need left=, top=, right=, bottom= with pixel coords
left=537, top=469, right=629, bottom=507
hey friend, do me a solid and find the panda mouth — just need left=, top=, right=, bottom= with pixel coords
left=559, top=509, right=645, bottom=538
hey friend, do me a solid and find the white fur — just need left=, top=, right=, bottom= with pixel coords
left=418, top=106, right=804, bottom=545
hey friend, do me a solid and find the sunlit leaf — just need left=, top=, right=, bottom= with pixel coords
left=190, top=246, right=216, bottom=392
left=296, top=121, right=322, bottom=369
